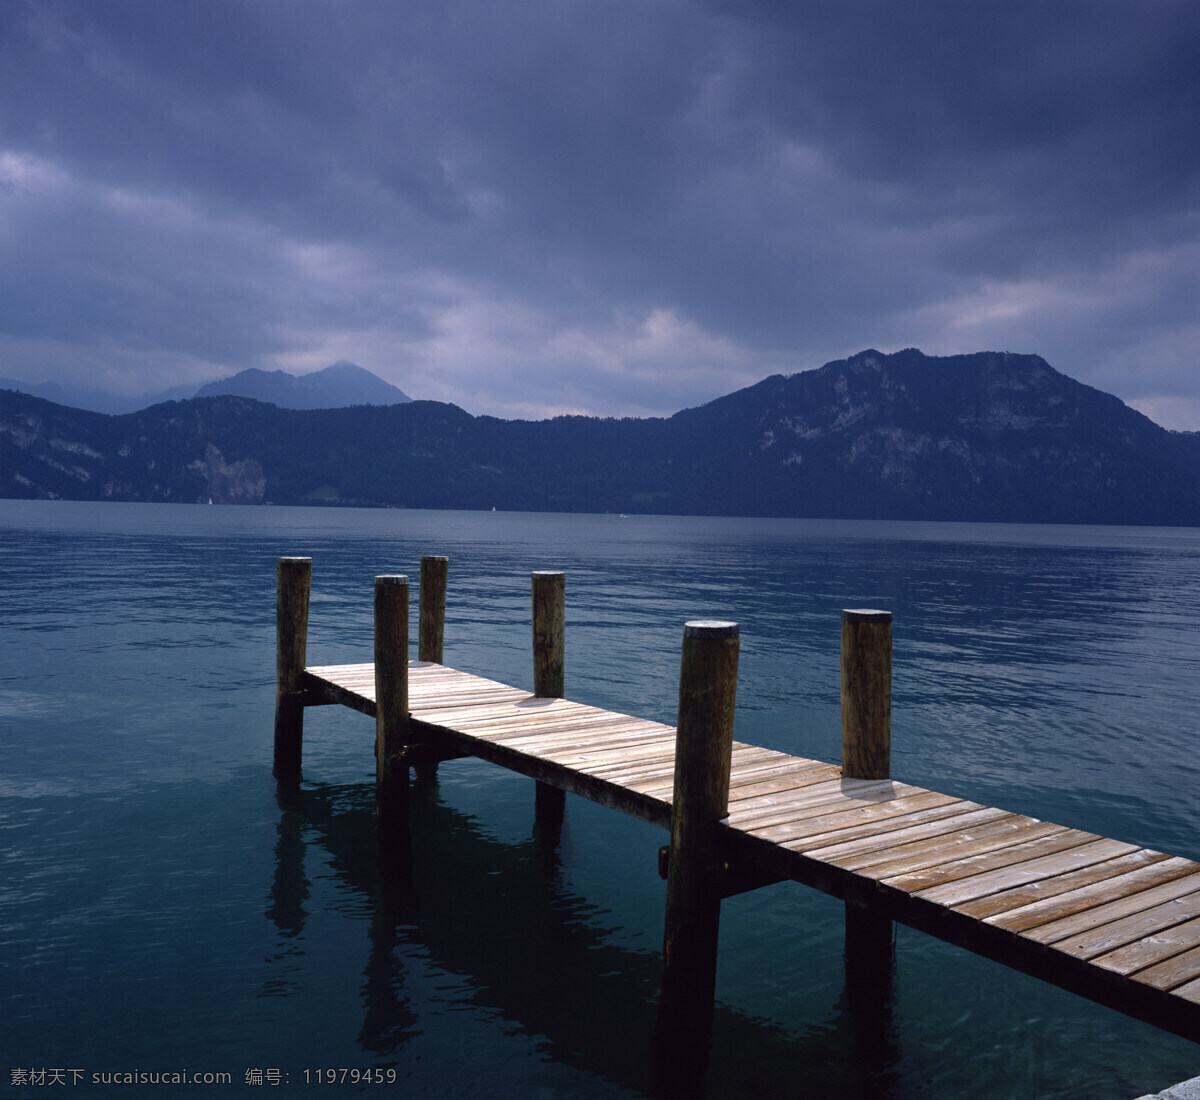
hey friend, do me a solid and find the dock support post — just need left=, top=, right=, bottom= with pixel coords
left=415, top=555, right=449, bottom=782
left=418, top=556, right=448, bottom=664
left=656, top=620, right=739, bottom=1090
left=273, top=556, right=312, bottom=783
left=375, top=575, right=410, bottom=837
left=841, top=609, right=892, bottom=783
left=532, top=571, right=566, bottom=838
left=841, top=609, right=896, bottom=988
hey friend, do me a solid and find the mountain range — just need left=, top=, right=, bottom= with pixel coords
left=3, top=348, right=1198, bottom=525
left=0, top=361, right=410, bottom=414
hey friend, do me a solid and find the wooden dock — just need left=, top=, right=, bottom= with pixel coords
left=273, top=556, right=1200, bottom=1061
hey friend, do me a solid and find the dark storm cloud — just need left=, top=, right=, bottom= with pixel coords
left=1, top=0, right=1197, bottom=423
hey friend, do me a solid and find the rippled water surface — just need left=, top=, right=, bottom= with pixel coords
left=3, top=501, right=1200, bottom=1097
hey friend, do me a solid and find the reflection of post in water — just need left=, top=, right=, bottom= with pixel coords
left=267, top=785, right=310, bottom=939
left=841, top=909, right=899, bottom=1098
left=362, top=805, right=421, bottom=1054
left=840, top=609, right=898, bottom=1095
left=655, top=620, right=739, bottom=1098
left=266, top=782, right=420, bottom=1054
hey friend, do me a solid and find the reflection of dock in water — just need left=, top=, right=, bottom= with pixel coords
left=273, top=554, right=1200, bottom=1091
left=268, top=777, right=893, bottom=1097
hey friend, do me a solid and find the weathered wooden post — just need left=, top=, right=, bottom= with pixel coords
left=274, top=556, right=312, bottom=783
left=374, top=575, right=410, bottom=835
left=418, top=556, right=448, bottom=664
left=657, top=620, right=738, bottom=1081
left=841, top=609, right=895, bottom=964
left=841, top=609, right=892, bottom=782
left=532, top=571, right=566, bottom=836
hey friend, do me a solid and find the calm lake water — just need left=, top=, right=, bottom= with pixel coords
left=3, top=500, right=1200, bottom=1098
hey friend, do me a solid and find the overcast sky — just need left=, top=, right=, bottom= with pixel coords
left=2, top=1, right=1198, bottom=426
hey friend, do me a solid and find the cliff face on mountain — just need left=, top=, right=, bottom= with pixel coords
left=657, top=348, right=1199, bottom=523
left=3, top=349, right=1198, bottom=525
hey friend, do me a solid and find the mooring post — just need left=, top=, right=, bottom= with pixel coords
left=418, top=556, right=448, bottom=664
left=273, top=556, right=312, bottom=783
left=841, top=609, right=895, bottom=965
left=532, top=571, right=567, bottom=836
left=374, top=575, right=410, bottom=835
left=657, top=620, right=739, bottom=1079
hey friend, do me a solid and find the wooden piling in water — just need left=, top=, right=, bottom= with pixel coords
left=660, top=621, right=739, bottom=1023
left=418, top=556, right=448, bottom=664
left=273, top=556, right=312, bottom=783
left=532, top=571, right=567, bottom=834
left=841, top=608, right=895, bottom=965
left=841, top=609, right=892, bottom=781
left=374, top=575, right=410, bottom=833
left=532, top=571, right=565, bottom=697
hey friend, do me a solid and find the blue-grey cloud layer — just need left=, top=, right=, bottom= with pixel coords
left=2, top=0, right=1198, bottom=424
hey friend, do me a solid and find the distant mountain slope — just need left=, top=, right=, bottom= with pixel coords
left=661, top=348, right=1200, bottom=522
left=3, top=349, right=1198, bottom=525
left=194, top=362, right=410, bottom=408
left=0, top=376, right=195, bottom=414
left=0, top=361, right=409, bottom=414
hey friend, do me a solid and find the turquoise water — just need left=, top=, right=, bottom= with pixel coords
left=2, top=500, right=1200, bottom=1097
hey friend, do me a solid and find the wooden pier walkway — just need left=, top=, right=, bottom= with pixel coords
left=274, top=557, right=1200, bottom=1056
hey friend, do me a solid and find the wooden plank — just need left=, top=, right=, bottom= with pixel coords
left=307, top=662, right=374, bottom=678
left=425, top=693, right=544, bottom=716
left=1093, top=915, right=1200, bottom=978
left=485, top=717, right=670, bottom=752
left=587, top=758, right=680, bottom=788
left=418, top=693, right=587, bottom=716
left=600, top=745, right=780, bottom=788
left=720, top=772, right=902, bottom=815
left=1021, top=866, right=1200, bottom=945
left=728, top=779, right=932, bottom=832
left=411, top=669, right=531, bottom=691
left=884, top=828, right=1085, bottom=894
left=429, top=707, right=609, bottom=736
left=524, top=728, right=676, bottom=761
left=540, top=737, right=680, bottom=771
left=413, top=694, right=541, bottom=721
left=468, top=722, right=660, bottom=758
left=1133, top=942, right=1200, bottom=992
left=726, top=762, right=842, bottom=803
left=635, top=748, right=795, bottom=796
left=844, top=815, right=1066, bottom=881
left=1052, top=889, right=1200, bottom=962
left=781, top=799, right=983, bottom=854
left=726, top=778, right=912, bottom=828
left=1164, top=972, right=1200, bottom=1003
left=757, top=791, right=965, bottom=847
left=727, top=747, right=801, bottom=771
left=509, top=729, right=678, bottom=765
left=413, top=680, right=530, bottom=698
left=973, top=850, right=1182, bottom=927
left=805, top=805, right=1004, bottom=863
left=907, top=837, right=1135, bottom=907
